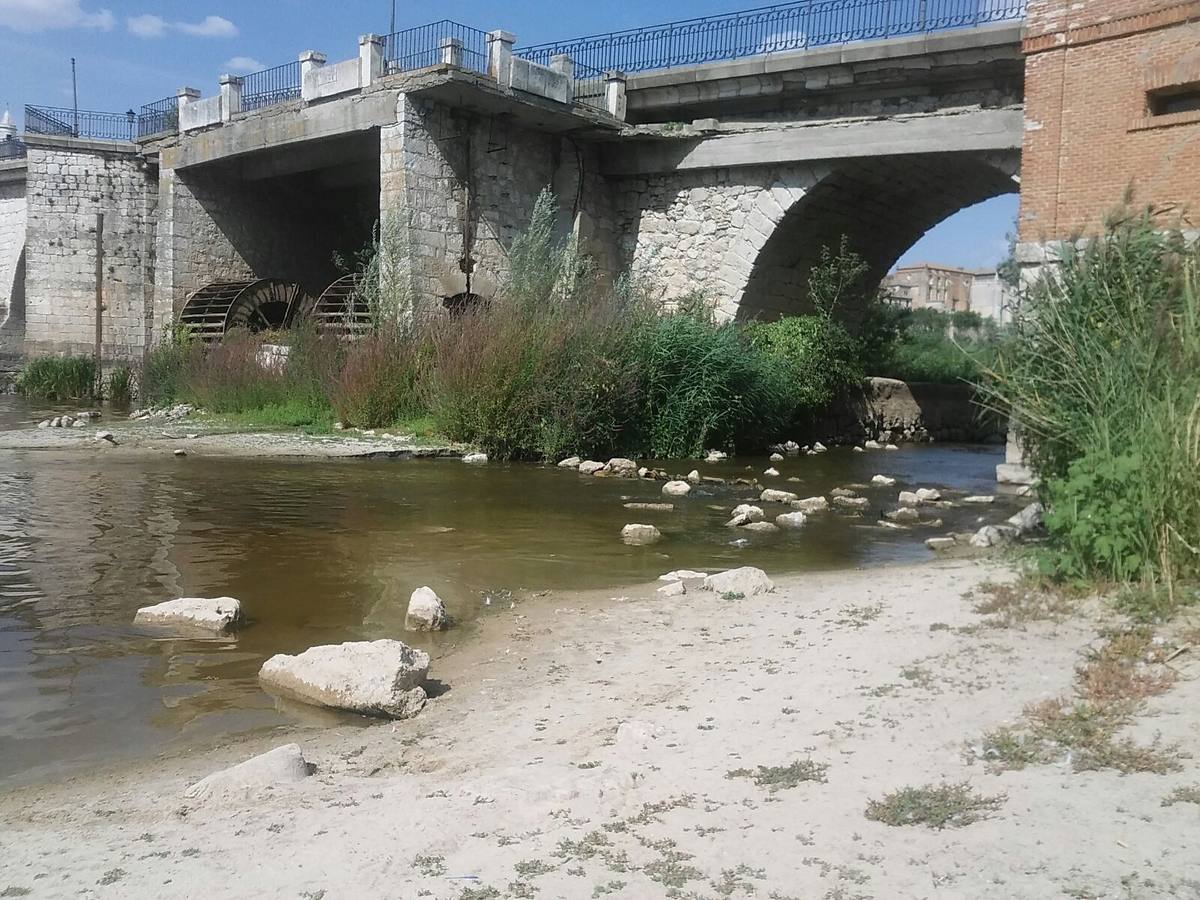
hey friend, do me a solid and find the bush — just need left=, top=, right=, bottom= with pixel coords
left=106, top=365, right=134, bottom=404
left=16, top=356, right=97, bottom=400
left=980, top=215, right=1200, bottom=589
left=881, top=330, right=993, bottom=384
left=141, top=331, right=193, bottom=406
left=331, top=324, right=424, bottom=428
left=636, top=309, right=793, bottom=457
left=745, top=314, right=863, bottom=412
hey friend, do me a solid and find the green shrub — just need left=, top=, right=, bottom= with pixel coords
left=16, top=356, right=97, bottom=400
left=331, top=324, right=424, bottom=428
left=745, top=314, right=863, bottom=412
left=106, top=365, right=134, bottom=404
left=881, top=330, right=992, bottom=384
left=636, top=310, right=792, bottom=457
left=980, top=215, right=1200, bottom=588
left=141, top=330, right=194, bottom=406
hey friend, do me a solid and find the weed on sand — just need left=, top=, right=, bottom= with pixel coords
left=727, top=760, right=829, bottom=792
left=865, top=783, right=1004, bottom=829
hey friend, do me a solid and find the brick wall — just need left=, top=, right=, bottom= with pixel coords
left=23, top=145, right=157, bottom=361
left=1020, top=0, right=1200, bottom=241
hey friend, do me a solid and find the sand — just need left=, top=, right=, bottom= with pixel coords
left=1, top=559, right=1197, bottom=899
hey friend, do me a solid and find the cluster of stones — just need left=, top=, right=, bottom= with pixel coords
left=129, top=404, right=195, bottom=421
left=36, top=410, right=99, bottom=428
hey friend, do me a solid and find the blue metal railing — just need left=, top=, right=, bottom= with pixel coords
left=24, top=105, right=137, bottom=141
left=242, top=61, right=301, bottom=111
left=572, top=61, right=608, bottom=113
left=138, top=95, right=177, bottom=138
left=383, top=20, right=489, bottom=75
left=517, top=0, right=1027, bottom=73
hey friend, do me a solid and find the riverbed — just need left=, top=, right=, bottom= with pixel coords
left=0, top=396, right=1013, bottom=786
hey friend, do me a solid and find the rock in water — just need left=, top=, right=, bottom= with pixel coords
left=776, top=512, right=807, bottom=529
left=606, top=458, right=639, bottom=478
left=704, top=450, right=728, bottom=462
left=183, top=744, right=312, bottom=803
left=730, top=504, right=765, bottom=523
left=558, top=456, right=582, bottom=469
left=133, top=597, right=243, bottom=635
left=871, top=474, right=896, bottom=486
left=792, top=496, right=829, bottom=513
left=703, top=567, right=774, bottom=597
left=462, top=452, right=489, bottom=465
left=916, top=488, right=942, bottom=502
left=898, top=491, right=921, bottom=507
left=406, top=586, right=449, bottom=632
left=764, top=467, right=780, bottom=477
left=662, top=481, right=692, bottom=497
left=970, top=524, right=1019, bottom=548
left=864, top=440, right=882, bottom=449
left=686, top=469, right=702, bottom=484
left=621, top=523, right=662, bottom=546
left=759, top=489, right=798, bottom=503
left=578, top=460, right=606, bottom=475
left=963, top=495, right=996, bottom=505
left=259, top=640, right=429, bottom=719
left=886, top=507, right=920, bottom=523
left=769, top=452, right=784, bottom=462
left=833, top=496, right=870, bottom=510
left=742, top=521, right=780, bottom=534
left=925, top=537, right=957, bottom=551
left=1007, top=502, right=1045, bottom=535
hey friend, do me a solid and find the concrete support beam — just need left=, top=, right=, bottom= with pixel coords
left=487, top=30, right=515, bottom=88
left=218, top=75, right=243, bottom=123
left=359, top=34, right=384, bottom=87
left=299, top=50, right=327, bottom=90
left=601, top=108, right=1024, bottom=175
left=176, top=87, right=200, bottom=122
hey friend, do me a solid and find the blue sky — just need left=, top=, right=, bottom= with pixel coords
left=0, top=0, right=1015, bottom=271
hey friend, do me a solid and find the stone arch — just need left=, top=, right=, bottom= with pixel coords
left=722, top=151, right=1020, bottom=321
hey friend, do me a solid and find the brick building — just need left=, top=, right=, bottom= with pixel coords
left=1020, top=0, right=1200, bottom=250
left=882, top=264, right=975, bottom=312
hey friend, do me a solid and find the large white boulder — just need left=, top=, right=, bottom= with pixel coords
left=133, top=597, right=243, bottom=635
left=833, top=496, right=870, bottom=510
left=898, top=491, right=921, bottom=507
left=885, top=507, right=920, bottom=523
left=578, top=460, right=606, bottom=475
left=769, top=452, right=784, bottom=462
left=871, top=474, right=896, bottom=486
left=183, top=744, right=312, bottom=803
left=776, top=512, right=808, bottom=529
left=259, top=640, right=429, bottom=719
left=662, top=480, right=692, bottom=497
left=659, top=569, right=708, bottom=582
left=405, top=586, right=449, bottom=632
left=558, top=456, right=582, bottom=469
left=462, top=452, right=489, bottom=465
left=703, top=567, right=774, bottom=597
left=759, top=488, right=798, bottom=503
left=792, top=496, right=829, bottom=513
left=742, top=521, right=780, bottom=534
left=621, top=524, right=662, bottom=546
left=657, top=581, right=686, bottom=597
left=1007, top=502, right=1045, bottom=535
left=916, top=488, right=942, bottom=502
left=730, top=504, right=765, bottom=523
left=970, top=524, right=1018, bottom=548
left=686, top=469, right=702, bottom=484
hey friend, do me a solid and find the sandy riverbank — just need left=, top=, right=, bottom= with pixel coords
left=0, top=413, right=462, bottom=459
left=1, top=559, right=1197, bottom=899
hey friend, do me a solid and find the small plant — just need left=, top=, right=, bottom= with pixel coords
left=1162, top=785, right=1200, bottom=807
left=972, top=579, right=1077, bottom=627
left=16, top=356, right=97, bottom=400
left=106, top=364, right=134, bottom=404
left=726, top=759, right=829, bottom=791
left=721, top=591, right=745, bottom=600
left=411, top=854, right=446, bottom=877
left=865, top=783, right=1004, bottom=829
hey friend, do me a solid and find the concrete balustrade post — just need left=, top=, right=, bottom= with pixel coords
left=441, top=37, right=464, bottom=68
left=359, top=34, right=384, bottom=86
left=175, top=86, right=200, bottom=121
left=604, top=70, right=628, bottom=120
left=298, top=50, right=327, bottom=102
left=218, top=74, right=243, bottom=122
left=487, top=30, right=516, bottom=87
left=550, top=53, right=573, bottom=81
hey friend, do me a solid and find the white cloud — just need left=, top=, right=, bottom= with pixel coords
left=223, top=56, right=263, bottom=75
left=175, top=15, right=237, bottom=38
left=126, top=13, right=165, bottom=38
left=0, top=0, right=114, bottom=33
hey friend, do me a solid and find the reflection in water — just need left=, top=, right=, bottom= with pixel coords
left=0, top=401, right=1009, bottom=785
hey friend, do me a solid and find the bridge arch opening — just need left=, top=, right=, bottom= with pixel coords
left=733, top=152, right=1019, bottom=322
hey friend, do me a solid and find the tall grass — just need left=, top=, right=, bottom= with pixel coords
left=979, top=216, right=1200, bottom=593
left=16, top=356, right=97, bottom=400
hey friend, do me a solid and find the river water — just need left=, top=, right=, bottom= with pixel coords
left=0, top=396, right=1011, bottom=786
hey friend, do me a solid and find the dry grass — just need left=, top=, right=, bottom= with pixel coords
left=971, top=580, right=1078, bottom=627
left=1075, top=628, right=1176, bottom=704
left=726, top=760, right=829, bottom=792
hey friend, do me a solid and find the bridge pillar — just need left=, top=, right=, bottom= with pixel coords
left=604, top=71, right=628, bottom=121
left=175, top=87, right=200, bottom=122
left=440, top=37, right=464, bottom=68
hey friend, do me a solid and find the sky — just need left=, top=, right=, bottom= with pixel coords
left=0, top=0, right=1016, bottom=272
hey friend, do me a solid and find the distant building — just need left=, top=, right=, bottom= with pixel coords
left=882, top=263, right=1016, bottom=323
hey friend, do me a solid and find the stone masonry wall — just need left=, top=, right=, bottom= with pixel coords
left=23, top=145, right=157, bottom=361
left=381, top=93, right=619, bottom=312
left=0, top=172, right=26, bottom=356
left=1020, top=0, right=1200, bottom=243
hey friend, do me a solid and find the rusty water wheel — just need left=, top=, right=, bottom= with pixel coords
left=179, top=279, right=314, bottom=342
left=313, top=274, right=373, bottom=339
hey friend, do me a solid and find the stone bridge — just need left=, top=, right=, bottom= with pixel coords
left=1, top=5, right=1025, bottom=359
